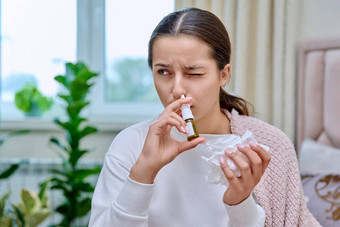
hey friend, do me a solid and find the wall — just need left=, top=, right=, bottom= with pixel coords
left=298, top=0, right=340, bottom=41
left=0, top=129, right=115, bottom=160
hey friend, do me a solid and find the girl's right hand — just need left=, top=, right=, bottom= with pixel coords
left=129, top=97, right=206, bottom=184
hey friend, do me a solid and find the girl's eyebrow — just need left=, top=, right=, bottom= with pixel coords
left=185, top=66, right=205, bottom=70
left=153, top=63, right=205, bottom=70
left=154, top=63, right=170, bottom=68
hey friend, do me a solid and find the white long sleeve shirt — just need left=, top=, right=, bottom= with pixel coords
left=89, top=116, right=265, bottom=226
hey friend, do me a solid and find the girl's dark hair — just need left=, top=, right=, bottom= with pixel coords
left=148, top=8, right=252, bottom=116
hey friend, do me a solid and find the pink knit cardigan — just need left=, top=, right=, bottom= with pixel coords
left=226, top=109, right=320, bottom=226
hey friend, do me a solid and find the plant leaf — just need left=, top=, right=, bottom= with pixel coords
left=49, top=169, right=68, bottom=178
left=55, top=203, right=69, bottom=216
left=78, top=126, right=98, bottom=139
left=74, top=167, right=101, bottom=181
left=21, top=189, right=38, bottom=215
left=67, top=101, right=89, bottom=120
left=55, top=75, right=69, bottom=89
left=0, top=192, right=11, bottom=216
left=74, top=182, right=95, bottom=192
left=27, top=209, right=51, bottom=227
left=38, top=180, right=50, bottom=208
left=49, top=137, right=68, bottom=153
left=12, top=204, right=25, bottom=227
left=0, top=215, right=12, bottom=227
left=76, top=197, right=92, bottom=217
left=69, top=150, right=88, bottom=167
left=0, top=164, right=20, bottom=179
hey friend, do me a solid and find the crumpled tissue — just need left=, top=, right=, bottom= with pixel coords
left=201, top=130, right=269, bottom=187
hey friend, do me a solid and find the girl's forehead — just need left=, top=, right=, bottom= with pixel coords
left=154, top=34, right=205, bottom=45
left=153, top=35, right=213, bottom=56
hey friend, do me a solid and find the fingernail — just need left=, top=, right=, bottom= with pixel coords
left=249, top=141, right=257, bottom=148
left=219, top=156, right=225, bottom=165
left=185, top=97, right=192, bottom=100
left=236, top=144, right=245, bottom=149
left=224, top=149, right=232, bottom=155
left=181, top=126, right=186, bottom=134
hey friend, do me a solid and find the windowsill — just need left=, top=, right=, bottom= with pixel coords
left=1, top=101, right=163, bottom=132
left=0, top=114, right=153, bottom=132
left=1, top=118, right=60, bottom=131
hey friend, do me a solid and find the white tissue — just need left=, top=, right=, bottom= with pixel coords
left=201, top=130, right=269, bottom=187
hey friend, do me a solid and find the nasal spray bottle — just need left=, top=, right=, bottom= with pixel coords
left=181, top=95, right=199, bottom=141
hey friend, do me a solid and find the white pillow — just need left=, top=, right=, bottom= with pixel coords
left=299, top=138, right=340, bottom=175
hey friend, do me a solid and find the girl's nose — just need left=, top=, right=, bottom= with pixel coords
left=172, top=75, right=186, bottom=99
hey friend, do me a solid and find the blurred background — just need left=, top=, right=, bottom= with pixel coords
left=0, top=0, right=339, bottom=226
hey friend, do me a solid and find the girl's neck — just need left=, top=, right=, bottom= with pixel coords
left=196, top=109, right=231, bottom=135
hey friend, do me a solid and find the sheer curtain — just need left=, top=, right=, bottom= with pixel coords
left=175, top=0, right=300, bottom=140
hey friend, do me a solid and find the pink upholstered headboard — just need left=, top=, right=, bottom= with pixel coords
left=296, top=36, right=340, bottom=154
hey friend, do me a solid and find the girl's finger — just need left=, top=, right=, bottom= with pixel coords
left=248, top=142, right=271, bottom=173
left=219, top=156, right=239, bottom=186
left=225, top=149, right=252, bottom=183
left=236, top=144, right=262, bottom=181
left=162, top=96, right=192, bottom=115
left=168, top=111, right=187, bottom=131
left=178, top=137, right=206, bottom=154
left=156, top=114, right=187, bottom=134
left=162, top=111, right=188, bottom=132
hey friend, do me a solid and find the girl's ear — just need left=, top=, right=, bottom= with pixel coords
left=220, top=64, right=231, bottom=87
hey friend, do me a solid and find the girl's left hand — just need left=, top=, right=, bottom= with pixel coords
left=219, top=141, right=271, bottom=205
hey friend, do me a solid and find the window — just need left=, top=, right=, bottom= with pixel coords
left=0, top=0, right=76, bottom=120
left=89, top=0, right=174, bottom=126
left=0, top=0, right=175, bottom=129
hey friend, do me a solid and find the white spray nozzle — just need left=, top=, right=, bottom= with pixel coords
left=180, top=94, right=194, bottom=120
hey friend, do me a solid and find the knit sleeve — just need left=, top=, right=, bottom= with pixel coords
left=228, top=110, right=321, bottom=226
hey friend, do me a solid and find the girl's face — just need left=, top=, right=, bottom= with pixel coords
left=152, top=34, right=230, bottom=129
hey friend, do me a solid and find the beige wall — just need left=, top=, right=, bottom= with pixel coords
left=298, top=0, right=340, bottom=41
left=0, top=129, right=116, bottom=160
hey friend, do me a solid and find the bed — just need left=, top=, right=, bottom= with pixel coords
left=296, top=35, right=340, bottom=226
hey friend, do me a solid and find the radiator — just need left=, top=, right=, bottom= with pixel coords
left=0, top=158, right=103, bottom=227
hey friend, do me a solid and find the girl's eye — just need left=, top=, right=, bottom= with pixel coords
left=188, top=73, right=203, bottom=76
left=157, top=69, right=170, bottom=76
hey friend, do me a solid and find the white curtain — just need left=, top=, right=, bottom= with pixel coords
left=175, top=0, right=300, bottom=141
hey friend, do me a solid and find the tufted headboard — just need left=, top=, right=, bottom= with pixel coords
left=296, top=36, right=340, bottom=226
left=296, top=36, right=340, bottom=154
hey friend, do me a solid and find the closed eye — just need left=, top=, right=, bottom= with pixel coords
left=187, top=73, right=204, bottom=77
left=189, top=73, right=202, bottom=76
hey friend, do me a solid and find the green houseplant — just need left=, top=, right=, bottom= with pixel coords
left=0, top=181, right=51, bottom=227
left=49, top=62, right=101, bottom=226
left=12, top=181, right=51, bottom=227
left=15, top=84, right=53, bottom=117
left=0, top=192, right=12, bottom=227
left=0, top=130, right=31, bottom=227
left=0, top=174, right=50, bottom=227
